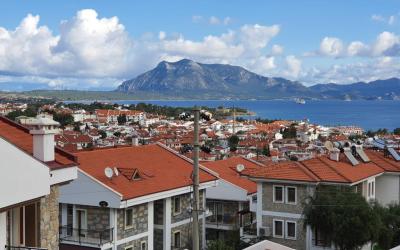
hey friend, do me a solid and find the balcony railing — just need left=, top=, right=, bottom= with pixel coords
left=5, top=246, right=47, bottom=250
left=59, top=226, right=113, bottom=246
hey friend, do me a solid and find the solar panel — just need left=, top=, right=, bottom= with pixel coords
left=356, top=147, right=370, bottom=162
left=372, top=141, right=385, bottom=149
left=388, top=147, right=400, bottom=161
left=344, top=149, right=359, bottom=166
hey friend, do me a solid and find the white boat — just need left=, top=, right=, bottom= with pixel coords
left=295, top=98, right=306, bottom=104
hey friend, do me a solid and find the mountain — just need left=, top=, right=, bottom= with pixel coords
left=310, top=78, right=400, bottom=100
left=117, top=59, right=318, bottom=99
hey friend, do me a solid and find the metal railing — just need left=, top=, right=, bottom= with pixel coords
left=5, top=246, right=47, bottom=250
left=59, top=226, right=113, bottom=246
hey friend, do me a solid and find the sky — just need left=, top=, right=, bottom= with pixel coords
left=0, top=0, right=399, bottom=90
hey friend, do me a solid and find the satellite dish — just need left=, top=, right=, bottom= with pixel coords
left=236, top=164, right=245, bottom=172
left=114, top=167, right=119, bottom=176
left=104, top=167, right=114, bottom=179
left=324, top=141, right=334, bottom=151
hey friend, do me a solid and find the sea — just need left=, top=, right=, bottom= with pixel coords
left=67, top=100, right=400, bottom=131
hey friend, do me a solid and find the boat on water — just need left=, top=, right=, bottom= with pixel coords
left=294, top=98, right=306, bottom=104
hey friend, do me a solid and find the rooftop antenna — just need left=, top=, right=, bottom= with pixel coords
left=104, top=167, right=114, bottom=179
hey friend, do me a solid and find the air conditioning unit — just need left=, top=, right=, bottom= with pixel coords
left=259, top=226, right=271, bottom=237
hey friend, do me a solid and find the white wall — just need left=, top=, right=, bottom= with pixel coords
left=0, top=212, right=6, bottom=250
left=206, top=179, right=248, bottom=201
left=0, top=138, right=50, bottom=209
left=376, top=174, right=400, bottom=206
left=59, top=170, right=121, bottom=208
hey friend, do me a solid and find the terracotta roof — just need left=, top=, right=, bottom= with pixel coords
left=202, top=157, right=258, bottom=194
left=0, top=116, right=77, bottom=169
left=73, top=144, right=217, bottom=200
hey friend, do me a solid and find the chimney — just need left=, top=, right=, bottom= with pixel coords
left=132, top=135, right=139, bottom=146
left=329, top=148, right=340, bottom=161
left=29, top=115, right=60, bottom=162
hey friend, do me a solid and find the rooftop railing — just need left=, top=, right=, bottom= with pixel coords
left=5, top=246, right=47, bottom=250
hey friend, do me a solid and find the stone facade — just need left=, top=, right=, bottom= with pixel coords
left=118, top=203, right=148, bottom=240
left=261, top=183, right=314, bottom=250
left=171, top=191, right=205, bottom=224
left=76, top=205, right=110, bottom=231
left=40, top=185, right=60, bottom=250
left=171, top=219, right=204, bottom=250
left=262, top=215, right=306, bottom=250
left=117, top=237, right=147, bottom=250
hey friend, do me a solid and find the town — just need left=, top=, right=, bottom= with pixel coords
left=1, top=100, right=400, bottom=250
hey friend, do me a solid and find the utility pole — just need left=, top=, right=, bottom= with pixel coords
left=233, top=106, right=236, bottom=134
left=192, top=106, right=200, bottom=250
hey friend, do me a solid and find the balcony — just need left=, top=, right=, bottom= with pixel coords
left=59, top=226, right=113, bottom=247
left=5, top=247, right=47, bottom=250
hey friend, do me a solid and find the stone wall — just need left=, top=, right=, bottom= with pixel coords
left=171, top=219, right=203, bottom=250
left=75, top=205, right=110, bottom=231
left=262, top=183, right=311, bottom=213
left=117, top=203, right=148, bottom=240
left=40, top=185, right=59, bottom=250
left=171, top=190, right=205, bottom=224
left=262, top=215, right=306, bottom=250
left=117, top=236, right=147, bottom=250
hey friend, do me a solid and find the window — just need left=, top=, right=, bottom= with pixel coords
left=285, top=221, right=296, bottom=240
left=125, top=208, right=133, bottom=229
left=286, top=187, right=297, bottom=204
left=313, top=227, right=330, bottom=247
left=174, top=197, right=181, bottom=215
left=273, top=186, right=284, bottom=203
left=273, top=219, right=284, bottom=238
left=252, top=195, right=257, bottom=203
left=173, top=231, right=181, bottom=248
left=140, top=241, right=147, bottom=250
left=124, top=246, right=133, bottom=250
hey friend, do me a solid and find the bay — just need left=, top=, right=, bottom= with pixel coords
left=66, top=100, right=400, bottom=131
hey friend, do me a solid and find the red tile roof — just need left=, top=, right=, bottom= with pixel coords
left=202, top=157, right=259, bottom=194
left=0, top=116, right=77, bottom=169
left=73, top=144, right=217, bottom=200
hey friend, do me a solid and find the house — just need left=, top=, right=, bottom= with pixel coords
left=95, top=110, right=145, bottom=124
left=58, top=143, right=219, bottom=250
left=0, top=115, right=78, bottom=250
left=242, top=145, right=400, bottom=250
left=202, top=157, right=261, bottom=244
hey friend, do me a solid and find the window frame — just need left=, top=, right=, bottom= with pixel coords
left=173, top=196, right=182, bottom=215
left=173, top=230, right=181, bottom=248
left=272, top=219, right=284, bottom=238
left=285, top=186, right=297, bottom=205
left=124, top=208, right=133, bottom=229
left=140, top=241, right=147, bottom=250
left=273, top=185, right=284, bottom=203
left=285, top=220, right=297, bottom=240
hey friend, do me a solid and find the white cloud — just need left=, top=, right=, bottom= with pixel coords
left=372, top=31, right=400, bottom=56
left=192, top=15, right=203, bottom=23
left=209, top=16, right=220, bottom=25
left=284, top=55, right=302, bottom=78
left=347, top=41, right=369, bottom=56
left=271, top=44, right=284, bottom=55
left=388, top=15, right=396, bottom=25
left=223, top=17, right=232, bottom=25
left=319, top=37, right=344, bottom=57
left=371, top=14, right=385, bottom=22
left=240, top=24, right=280, bottom=51
left=371, top=14, right=397, bottom=25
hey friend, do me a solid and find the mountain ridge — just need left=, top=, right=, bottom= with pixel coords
left=117, top=59, right=399, bottom=100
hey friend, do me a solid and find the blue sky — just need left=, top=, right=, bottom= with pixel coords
left=0, top=0, right=399, bottom=90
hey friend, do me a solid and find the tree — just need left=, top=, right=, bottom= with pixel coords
left=394, top=128, right=400, bottom=135
left=228, top=135, right=239, bottom=152
left=303, top=186, right=381, bottom=250
left=98, top=130, right=107, bottom=139
left=373, top=203, right=400, bottom=249
left=282, top=124, right=297, bottom=139
left=207, top=240, right=234, bottom=250
left=113, top=131, right=121, bottom=137
left=117, top=114, right=127, bottom=125
left=262, top=144, right=270, bottom=156
left=53, top=112, right=74, bottom=127
left=73, top=122, right=82, bottom=132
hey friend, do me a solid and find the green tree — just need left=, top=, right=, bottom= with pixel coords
left=117, top=114, right=127, bottom=125
left=373, top=203, right=400, bottom=249
left=394, top=128, right=400, bottom=135
left=262, top=144, right=270, bottom=156
left=303, top=186, right=381, bottom=250
left=98, top=130, right=107, bottom=139
left=228, top=135, right=239, bottom=152
left=282, top=124, right=297, bottom=139
left=207, top=240, right=234, bottom=250
left=53, top=113, right=74, bottom=128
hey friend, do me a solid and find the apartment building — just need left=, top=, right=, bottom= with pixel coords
left=95, top=110, right=145, bottom=124
left=58, top=143, right=218, bottom=250
left=242, top=145, right=400, bottom=250
left=202, top=157, right=260, bottom=244
left=0, top=115, right=78, bottom=250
